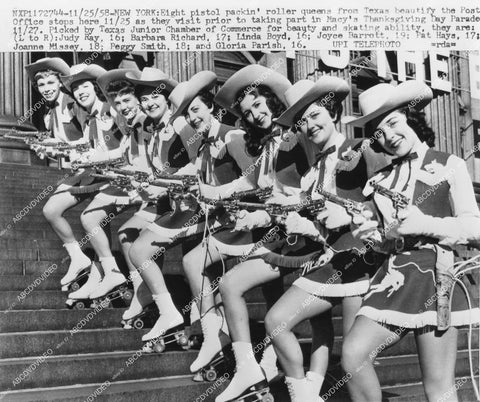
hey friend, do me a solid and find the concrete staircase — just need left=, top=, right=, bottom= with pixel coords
left=0, top=163, right=478, bottom=402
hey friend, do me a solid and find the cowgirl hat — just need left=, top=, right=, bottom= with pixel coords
left=169, top=71, right=217, bottom=121
left=342, top=80, right=433, bottom=127
left=125, top=67, right=178, bottom=95
left=274, top=76, right=350, bottom=127
left=97, top=68, right=139, bottom=100
left=25, top=57, right=70, bottom=82
left=214, top=64, right=291, bottom=118
left=60, top=64, right=107, bottom=92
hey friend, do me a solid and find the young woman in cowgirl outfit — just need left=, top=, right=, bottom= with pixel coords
left=26, top=58, right=91, bottom=289
left=341, top=80, right=480, bottom=402
left=116, top=68, right=199, bottom=327
left=127, top=70, right=254, bottom=349
left=42, top=63, right=124, bottom=290
left=261, top=77, right=386, bottom=402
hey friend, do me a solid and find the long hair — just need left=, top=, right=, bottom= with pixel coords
left=367, top=107, right=435, bottom=152
left=234, top=85, right=286, bottom=157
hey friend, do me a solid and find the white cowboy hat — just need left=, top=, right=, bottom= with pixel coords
left=25, top=57, right=70, bottom=82
left=342, top=80, right=433, bottom=127
left=97, top=68, right=139, bottom=99
left=274, top=76, right=350, bottom=127
left=125, top=67, right=178, bottom=94
left=169, top=71, right=217, bottom=121
left=214, top=64, right=291, bottom=118
left=60, top=64, right=107, bottom=92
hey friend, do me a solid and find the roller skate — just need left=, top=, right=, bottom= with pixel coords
left=90, top=281, right=132, bottom=309
left=65, top=262, right=102, bottom=309
left=61, top=266, right=90, bottom=292
left=187, top=302, right=203, bottom=349
left=259, top=344, right=280, bottom=383
left=141, top=293, right=188, bottom=353
left=191, top=312, right=231, bottom=381
left=90, top=257, right=130, bottom=308
left=121, top=302, right=158, bottom=329
left=285, top=376, right=321, bottom=402
left=215, top=342, right=273, bottom=402
left=121, top=274, right=154, bottom=329
left=216, top=376, right=273, bottom=402
left=60, top=243, right=91, bottom=288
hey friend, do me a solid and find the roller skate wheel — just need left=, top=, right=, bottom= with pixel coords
left=75, top=301, right=85, bottom=310
left=262, top=393, right=274, bottom=402
left=177, top=334, right=189, bottom=347
left=152, top=341, right=165, bottom=353
left=204, top=369, right=217, bottom=382
left=70, top=282, right=80, bottom=291
left=123, top=290, right=133, bottom=301
left=133, top=319, right=144, bottom=329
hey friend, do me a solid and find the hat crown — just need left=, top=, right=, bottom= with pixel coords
left=138, top=67, right=170, bottom=81
left=169, top=82, right=188, bottom=109
left=357, top=84, right=396, bottom=116
left=284, top=80, right=315, bottom=108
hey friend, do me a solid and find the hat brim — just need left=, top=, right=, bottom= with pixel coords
left=274, top=79, right=350, bottom=127
left=61, top=65, right=107, bottom=93
left=214, top=65, right=291, bottom=118
left=170, top=72, right=217, bottom=122
left=342, top=82, right=433, bottom=127
left=97, top=69, right=139, bottom=98
left=25, top=58, right=70, bottom=83
left=125, top=72, right=178, bottom=95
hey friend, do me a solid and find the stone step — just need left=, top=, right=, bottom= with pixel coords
left=1, top=375, right=228, bottom=402
left=1, top=321, right=476, bottom=361
left=0, top=348, right=475, bottom=392
left=0, top=275, right=64, bottom=291
left=0, top=309, right=124, bottom=333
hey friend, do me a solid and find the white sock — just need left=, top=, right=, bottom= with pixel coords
left=306, top=371, right=325, bottom=396
left=100, top=257, right=119, bottom=274
left=64, top=242, right=89, bottom=260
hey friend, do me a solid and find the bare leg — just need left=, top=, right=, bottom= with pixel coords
left=219, top=259, right=282, bottom=342
left=342, top=315, right=404, bottom=402
left=342, top=296, right=363, bottom=335
left=80, top=198, right=119, bottom=259
left=183, top=239, right=225, bottom=315
left=129, top=229, right=168, bottom=295
left=416, top=327, right=459, bottom=402
left=265, top=285, right=333, bottom=378
left=43, top=191, right=83, bottom=243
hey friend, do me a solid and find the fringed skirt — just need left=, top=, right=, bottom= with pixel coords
left=357, top=248, right=480, bottom=329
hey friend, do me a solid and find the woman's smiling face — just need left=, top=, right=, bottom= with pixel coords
left=138, top=88, right=168, bottom=121
left=239, top=94, right=273, bottom=130
left=72, top=80, right=97, bottom=110
left=185, top=96, right=213, bottom=134
left=375, top=110, right=419, bottom=157
left=298, top=102, right=335, bottom=146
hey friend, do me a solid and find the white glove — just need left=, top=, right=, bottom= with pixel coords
left=316, top=201, right=352, bottom=230
left=234, top=210, right=272, bottom=231
left=351, top=209, right=382, bottom=243
left=284, top=212, right=325, bottom=243
left=198, top=183, right=221, bottom=200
